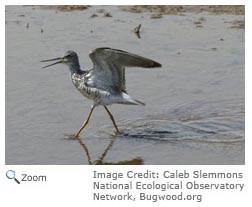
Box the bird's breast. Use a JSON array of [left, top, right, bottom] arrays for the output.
[[71, 73, 111, 104], [71, 74, 85, 90]]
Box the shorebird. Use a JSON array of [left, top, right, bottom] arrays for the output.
[[41, 47, 161, 138]]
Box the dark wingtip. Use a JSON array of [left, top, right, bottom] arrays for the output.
[[153, 61, 162, 67], [150, 61, 162, 68]]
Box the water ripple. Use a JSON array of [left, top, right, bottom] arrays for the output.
[[101, 116, 244, 144]]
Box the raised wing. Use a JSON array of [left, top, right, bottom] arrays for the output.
[[90, 47, 161, 68], [88, 47, 161, 93]]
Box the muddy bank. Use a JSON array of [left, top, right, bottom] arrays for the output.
[[121, 5, 245, 15], [37, 5, 245, 29], [40, 5, 89, 11], [37, 5, 245, 15]]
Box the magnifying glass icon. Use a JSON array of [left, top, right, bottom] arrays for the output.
[[6, 170, 20, 184]]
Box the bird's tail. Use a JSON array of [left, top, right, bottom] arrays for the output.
[[133, 99, 146, 106], [122, 93, 145, 106]]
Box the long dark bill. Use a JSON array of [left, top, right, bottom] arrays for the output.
[[41, 57, 63, 68]]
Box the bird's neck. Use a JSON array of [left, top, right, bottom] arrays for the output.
[[69, 63, 84, 75]]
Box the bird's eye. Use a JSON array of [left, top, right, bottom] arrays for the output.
[[66, 54, 71, 58]]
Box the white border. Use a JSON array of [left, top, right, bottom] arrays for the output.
[[1, 1, 250, 207]]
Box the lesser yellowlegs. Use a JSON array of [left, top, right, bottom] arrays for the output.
[[41, 47, 161, 138]]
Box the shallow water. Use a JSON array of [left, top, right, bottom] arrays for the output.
[[5, 6, 244, 164]]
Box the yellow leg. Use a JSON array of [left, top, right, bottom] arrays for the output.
[[74, 106, 95, 138], [104, 106, 120, 134]]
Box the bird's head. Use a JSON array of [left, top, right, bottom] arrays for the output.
[[41, 51, 79, 68]]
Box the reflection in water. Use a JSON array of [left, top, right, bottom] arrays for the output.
[[77, 134, 143, 165], [77, 138, 92, 164], [133, 24, 141, 39], [95, 157, 144, 165], [134, 31, 141, 39]]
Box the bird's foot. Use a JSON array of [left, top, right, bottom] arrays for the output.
[[71, 134, 80, 140], [64, 133, 80, 140], [115, 130, 121, 135]]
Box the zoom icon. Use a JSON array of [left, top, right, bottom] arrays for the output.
[[6, 170, 20, 184]]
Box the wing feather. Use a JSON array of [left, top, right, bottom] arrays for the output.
[[88, 47, 161, 93]]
